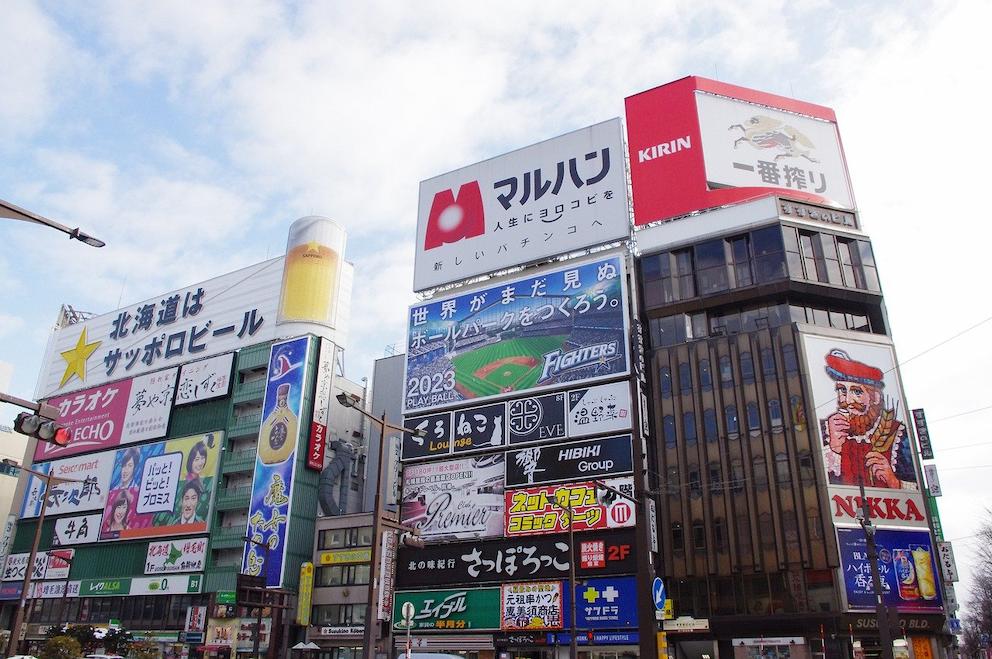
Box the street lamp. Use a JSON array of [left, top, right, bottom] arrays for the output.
[[1, 197, 105, 247], [3, 461, 85, 657], [335, 392, 425, 658], [857, 477, 894, 659], [243, 535, 271, 659]]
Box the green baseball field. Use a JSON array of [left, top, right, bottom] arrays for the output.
[[450, 335, 568, 398]]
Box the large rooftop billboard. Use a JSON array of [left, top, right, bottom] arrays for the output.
[[625, 76, 855, 226]]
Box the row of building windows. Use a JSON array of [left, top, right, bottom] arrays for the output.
[[312, 603, 367, 626], [668, 451, 817, 498], [649, 301, 873, 348], [661, 396, 806, 447], [641, 224, 880, 306], [27, 594, 210, 629], [669, 506, 824, 556], [316, 563, 371, 587], [658, 348, 799, 396], [317, 526, 373, 550], [667, 570, 836, 618]]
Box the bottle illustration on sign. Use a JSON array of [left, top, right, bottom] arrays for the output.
[[912, 545, 938, 600], [892, 549, 920, 600], [278, 216, 344, 327], [259, 383, 298, 465]]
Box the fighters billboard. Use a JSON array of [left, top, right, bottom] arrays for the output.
[[625, 76, 855, 226], [395, 528, 636, 587], [404, 253, 629, 414], [800, 332, 927, 529], [414, 119, 629, 291]]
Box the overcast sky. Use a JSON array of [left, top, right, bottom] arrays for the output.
[[1, 0, 989, 623]]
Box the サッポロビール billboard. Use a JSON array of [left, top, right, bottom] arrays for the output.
[[404, 253, 629, 414], [414, 119, 629, 291]]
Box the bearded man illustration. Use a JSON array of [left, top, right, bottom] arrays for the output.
[[821, 349, 917, 489]]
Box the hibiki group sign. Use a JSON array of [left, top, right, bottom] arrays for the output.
[[243, 336, 312, 587], [505, 435, 634, 487], [799, 332, 927, 529], [837, 527, 943, 612], [414, 119, 629, 291], [35, 367, 178, 462], [505, 478, 636, 536], [404, 253, 629, 414], [36, 258, 284, 398], [401, 455, 505, 541]]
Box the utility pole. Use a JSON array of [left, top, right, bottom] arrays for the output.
[[858, 478, 893, 659]]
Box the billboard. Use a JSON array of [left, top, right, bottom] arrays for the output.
[[400, 381, 632, 462], [395, 528, 636, 588], [404, 253, 629, 414], [175, 353, 234, 406], [505, 478, 636, 536], [505, 435, 633, 487], [98, 432, 221, 541], [625, 76, 855, 226], [800, 332, 927, 529], [307, 339, 335, 470], [911, 409, 935, 460], [502, 581, 564, 630], [53, 514, 102, 546], [400, 454, 505, 542], [574, 576, 638, 628], [145, 537, 208, 574], [2, 549, 74, 581], [21, 452, 114, 518], [34, 367, 178, 462], [837, 527, 942, 612], [393, 587, 501, 631], [243, 336, 312, 587], [35, 257, 284, 399], [414, 119, 629, 291]]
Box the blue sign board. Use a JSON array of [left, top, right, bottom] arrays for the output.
[[574, 576, 638, 629], [548, 632, 640, 645], [837, 527, 943, 612], [242, 336, 312, 587], [653, 577, 666, 610], [404, 255, 629, 413]]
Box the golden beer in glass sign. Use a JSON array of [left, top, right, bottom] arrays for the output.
[[278, 216, 345, 326]]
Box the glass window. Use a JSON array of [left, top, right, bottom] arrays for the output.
[[730, 458, 744, 493], [709, 462, 722, 492], [683, 412, 697, 444], [819, 234, 843, 284], [740, 351, 755, 383], [782, 344, 799, 374], [768, 399, 783, 429], [696, 239, 725, 269], [688, 467, 702, 498], [699, 359, 712, 390], [691, 312, 708, 340], [837, 239, 861, 288], [679, 362, 693, 393], [775, 452, 791, 483], [674, 249, 695, 299], [667, 466, 680, 495], [663, 415, 676, 448], [643, 254, 664, 280], [753, 456, 768, 487], [730, 236, 753, 287], [703, 408, 718, 442], [789, 305, 807, 324], [692, 520, 707, 551], [752, 226, 784, 255], [672, 523, 685, 553], [759, 513, 775, 548], [737, 516, 753, 558], [752, 226, 786, 282], [319, 529, 346, 549], [799, 232, 821, 282], [714, 517, 727, 552], [747, 402, 761, 431], [725, 405, 739, 436], [761, 347, 777, 376], [799, 451, 815, 484], [659, 366, 672, 398], [719, 355, 734, 387]]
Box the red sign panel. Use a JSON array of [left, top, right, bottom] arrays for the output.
[[625, 76, 854, 226], [504, 478, 635, 537]]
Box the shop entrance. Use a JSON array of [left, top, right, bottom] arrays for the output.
[[672, 639, 718, 659]]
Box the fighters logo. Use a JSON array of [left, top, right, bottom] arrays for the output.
[[423, 181, 485, 250], [540, 342, 620, 381]]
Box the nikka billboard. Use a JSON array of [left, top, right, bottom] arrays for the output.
[[404, 253, 629, 414], [799, 331, 927, 529], [625, 76, 855, 226], [414, 119, 629, 291]]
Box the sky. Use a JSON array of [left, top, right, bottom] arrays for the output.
[[1, 0, 990, 623]]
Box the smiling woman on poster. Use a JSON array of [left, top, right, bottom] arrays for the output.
[[99, 447, 143, 539]]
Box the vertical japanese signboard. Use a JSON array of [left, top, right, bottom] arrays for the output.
[[625, 76, 855, 226], [242, 336, 312, 587], [307, 339, 335, 470], [414, 119, 629, 291], [911, 409, 935, 460], [404, 253, 629, 414]]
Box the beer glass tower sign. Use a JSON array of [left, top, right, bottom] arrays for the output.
[[278, 215, 346, 330]]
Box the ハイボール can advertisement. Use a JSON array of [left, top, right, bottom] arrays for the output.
[[242, 335, 313, 587], [404, 253, 629, 415]]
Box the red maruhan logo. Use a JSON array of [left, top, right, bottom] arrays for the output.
[[424, 181, 485, 250]]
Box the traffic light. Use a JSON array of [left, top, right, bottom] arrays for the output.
[[13, 412, 71, 447]]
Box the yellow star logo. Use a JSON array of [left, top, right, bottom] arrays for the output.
[[59, 327, 102, 387]]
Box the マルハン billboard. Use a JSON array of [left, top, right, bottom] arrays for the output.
[[404, 253, 629, 414], [395, 528, 636, 587], [243, 336, 313, 587], [799, 332, 927, 529], [625, 76, 855, 226], [400, 454, 505, 541], [35, 258, 284, 399], [414, 119, 629, 291]]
